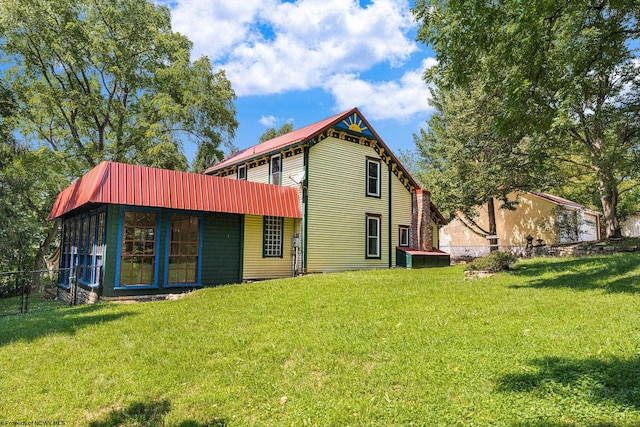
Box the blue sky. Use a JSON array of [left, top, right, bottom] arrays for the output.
[[159, 0, 436, 161]]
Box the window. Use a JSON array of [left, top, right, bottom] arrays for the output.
[[59, 208, 106, 287], [399, 225, 410, 247], [119, 211, 158, 286], [168, 214, 200, 284], [366, 214, 381, 258], [263, 216, 284, 257], [366, 158, 381, 197], [270, 155, 281, 185], [237, 165, 247, 180]]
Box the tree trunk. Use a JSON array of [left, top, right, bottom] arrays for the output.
[[487, 197, 498, 252], [599, 183, 622, 239], [31, 219, 60, 288]]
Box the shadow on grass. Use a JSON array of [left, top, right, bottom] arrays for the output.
[[508, 253, 640, 294], [510, 422, 630, 427], [0, 304, 136, 347], [497, 356, 640, 411], [88, 399, 227, 427]]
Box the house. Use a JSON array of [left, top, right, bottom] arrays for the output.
[[204, 107, 448, 275], [48, 108, 448, 304], [439, 191, 601, 258]]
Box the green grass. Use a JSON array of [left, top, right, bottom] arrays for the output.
[[0, 293, 67, 316], [1, 254, 639, 426]]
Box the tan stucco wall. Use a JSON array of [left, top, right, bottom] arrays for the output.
[[439, 192, 560, 253]]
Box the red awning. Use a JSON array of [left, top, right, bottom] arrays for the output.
[[48, 161, 302, 220]]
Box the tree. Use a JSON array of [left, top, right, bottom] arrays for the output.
[[259, 123, 294, 143], [414, 83, 550, 249], [0, 0, 238, 271], [413, 0, 640, 238]]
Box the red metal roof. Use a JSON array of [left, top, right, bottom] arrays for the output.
[[205, 109, 353, 173], [48, 162, 302, 220]]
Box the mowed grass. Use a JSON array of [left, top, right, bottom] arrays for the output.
[[1, 255, 639, 426]]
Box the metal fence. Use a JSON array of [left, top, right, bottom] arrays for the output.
[[0, 268, 71, 317]]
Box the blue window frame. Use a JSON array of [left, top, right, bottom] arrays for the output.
[[164, 212, 203, 287], [115, 207, 161, 289], [59, 207, 106, 288]]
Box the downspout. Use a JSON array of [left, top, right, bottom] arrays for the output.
[[388, 163, 392, 268], [302, 145, 309, 273]]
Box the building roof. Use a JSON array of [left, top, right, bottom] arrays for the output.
[[48, 161, 302, 220], [205, 109, 352, 174], [205, 108, 420, 189], [528, 191, 599, 214]]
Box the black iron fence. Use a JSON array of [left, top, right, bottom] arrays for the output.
[[0, 268, 71, 316]]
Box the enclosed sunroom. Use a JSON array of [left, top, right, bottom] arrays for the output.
[[48, 161, 301, 303]]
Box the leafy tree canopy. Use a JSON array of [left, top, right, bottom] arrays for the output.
[[414, 82, 552, 239], [259, 123, 294, 143], [0, 0, 239, 271], [0, 0, 238, 172], [413, 0, 640, 238]]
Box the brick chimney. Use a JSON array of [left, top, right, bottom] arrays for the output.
[[410, 189, 433, 252]]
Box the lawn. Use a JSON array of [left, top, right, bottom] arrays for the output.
[[1, 254, 639, 426]]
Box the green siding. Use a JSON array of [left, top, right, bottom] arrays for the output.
[[102, 206, 243, 298], [101, 204, 120, 297], [201, 212, 243, 286], [396, 248, 450, 268]]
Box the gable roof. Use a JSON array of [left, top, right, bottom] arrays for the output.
[[204, 107, 420, 191], [205, 110, 350, 173], [48, 161, 302, 220], [528, 191, 599, 214]]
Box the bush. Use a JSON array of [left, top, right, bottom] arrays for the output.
[[465, 251, 517, 273]]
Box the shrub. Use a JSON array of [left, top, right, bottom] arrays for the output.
[[465, 251, 517, 273]]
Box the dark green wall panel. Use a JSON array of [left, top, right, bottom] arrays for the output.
[[201, 213, 243, 286]]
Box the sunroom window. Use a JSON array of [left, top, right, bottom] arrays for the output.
[[119, 211, 157, 286], [59, 207, 106, 288], [168, 214, 200, 284]]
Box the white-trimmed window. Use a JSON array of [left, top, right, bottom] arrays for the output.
[[399, 225, 410, 247], [366, 214, 381, 259], [366, 157, 381, 197], [263, 216, 284, 257], [270, 155, 281, 185], [237, 165, 247, 180]]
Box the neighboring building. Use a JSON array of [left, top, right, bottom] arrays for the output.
[[621, 214, 640, 237], [48, 108, 448, 303], [439, 191, 601, 258]]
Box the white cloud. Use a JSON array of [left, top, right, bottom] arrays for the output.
[[161, 0, 267, 59], [259, 115, 277, 127], [325, 58, 437, 120], [164, 0, 418, 96]]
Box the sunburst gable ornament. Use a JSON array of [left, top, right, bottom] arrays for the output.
[[342, 113, 368, 133]]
